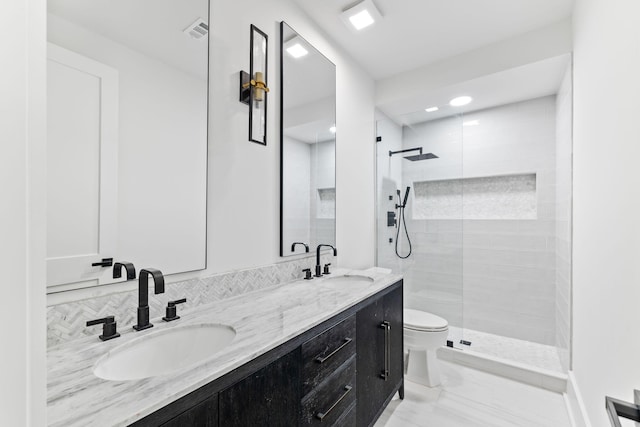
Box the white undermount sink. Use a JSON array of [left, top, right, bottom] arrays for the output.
[[321, 274, 374, 286], [93, 323, 236, 381]]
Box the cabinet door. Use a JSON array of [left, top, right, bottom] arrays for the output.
[[159, 394, 217, 427], [356, 298, 386, 426], [219, 349, 301, 427], [383, 285, 404, 397]]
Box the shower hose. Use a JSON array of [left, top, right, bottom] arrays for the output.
[[395, 202, 412, 259]]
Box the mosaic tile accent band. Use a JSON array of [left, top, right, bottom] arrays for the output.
[[47, 255, 331, 348]]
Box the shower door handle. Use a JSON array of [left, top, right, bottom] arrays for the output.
[[380, 320, 390, 380]]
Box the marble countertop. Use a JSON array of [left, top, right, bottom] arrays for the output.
[[47, 267, 402, 426]]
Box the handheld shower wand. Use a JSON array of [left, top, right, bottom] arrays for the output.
[[395, 186, 413, 259]]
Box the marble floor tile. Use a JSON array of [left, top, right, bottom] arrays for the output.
[[375, 361, 571, 427]]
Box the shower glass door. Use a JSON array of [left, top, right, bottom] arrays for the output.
[[375, 112, 465, 348]]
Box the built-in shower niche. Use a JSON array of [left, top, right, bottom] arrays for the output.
[[312, 187, 335, 246], [413, 173, 537, 220], [316, 187, 335, 219]]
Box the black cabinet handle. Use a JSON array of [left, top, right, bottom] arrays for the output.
[[91, 258, 113, 267], [380, 321, 390, 380], [315, 385, 352, 421], [314, 338, 352, 364]]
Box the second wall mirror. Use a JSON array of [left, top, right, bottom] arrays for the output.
[[280, 22, 336, 257]]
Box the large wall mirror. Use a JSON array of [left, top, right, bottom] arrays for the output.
[[280, 22, 336, 257], [46, 0, 209, 292]]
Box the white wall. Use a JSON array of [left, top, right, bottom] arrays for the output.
[[207, 0, 375, 273], [573, 0, 640, 425], [0, 0, 47, 424], [47, 0, 376, 304]]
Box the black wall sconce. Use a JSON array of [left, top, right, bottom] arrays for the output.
[[239, 25, 269, 145]]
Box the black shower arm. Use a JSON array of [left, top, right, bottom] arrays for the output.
[[389, 147, 422, 157]]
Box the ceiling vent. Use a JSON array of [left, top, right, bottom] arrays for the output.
[[184, 18, 209, 40]]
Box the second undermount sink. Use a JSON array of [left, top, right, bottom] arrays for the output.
[[321, 274, 374, 287], [93, 323, 236, 381]]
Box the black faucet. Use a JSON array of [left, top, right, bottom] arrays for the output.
[[291, 242, 310, 253], [113, 261, 136, 281], [315, 244, 337, 277], [133, 268, 165, 331]]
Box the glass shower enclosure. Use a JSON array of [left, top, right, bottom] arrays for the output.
[[375, 57, 572, 373]]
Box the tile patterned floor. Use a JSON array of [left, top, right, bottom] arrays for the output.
[[449, 327, 564, 373], [375, 361, 572, 427]]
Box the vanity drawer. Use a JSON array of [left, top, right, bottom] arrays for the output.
[[333, 402, 356, 427], [301, 356, 356, 426], [302, 314, 356, 395]]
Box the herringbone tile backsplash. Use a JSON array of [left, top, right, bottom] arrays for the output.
[[47, 255, 330, 348]]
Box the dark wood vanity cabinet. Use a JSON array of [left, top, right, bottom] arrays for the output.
[[219, 349, 301, 426], [301, 315, 357, 426], [159, 394, 218, 427], [132, 280, 403, 427], [356, 285, 404, 427]]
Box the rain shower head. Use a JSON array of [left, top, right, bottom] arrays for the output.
[[389, 147, 438, 162], [404, 153, 438, 161]]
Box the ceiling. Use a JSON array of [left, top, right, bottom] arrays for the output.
[[292, 0, 573, 80], [48, 0, 208, 79], [381, 54, 571, 125]]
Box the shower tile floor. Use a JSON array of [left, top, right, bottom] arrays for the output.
[[448, 326, 564, 373], [375, 360, 572, 427]]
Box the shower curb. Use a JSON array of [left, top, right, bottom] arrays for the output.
[[437, 346, 568, 393]]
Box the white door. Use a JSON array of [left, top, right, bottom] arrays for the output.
[[46, 43, 120, 290]]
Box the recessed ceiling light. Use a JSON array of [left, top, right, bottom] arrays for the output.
[[286, 43, 308, 58], [349, 10, 375, 30], [449, 96, 472, 107], [330, 126, 337, 133], [340, 0, 383, 32], [425, 106, 439, 113], [463, 120, 479, 127]]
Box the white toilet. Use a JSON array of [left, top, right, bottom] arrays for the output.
[[403, 308, 449, 387]]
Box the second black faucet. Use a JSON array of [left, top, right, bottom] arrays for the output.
[[315, 244, 337, 277]]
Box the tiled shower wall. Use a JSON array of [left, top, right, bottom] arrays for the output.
[[555, 66, 573, 371], [47, 254, 331, 347], [310, 140, 336, 245], [401, 96, 558, 345], [376, 116, 405, 275], [282, 138, 336, 251]]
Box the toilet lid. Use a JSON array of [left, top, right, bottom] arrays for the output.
[[404, 309, 448, 332]]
